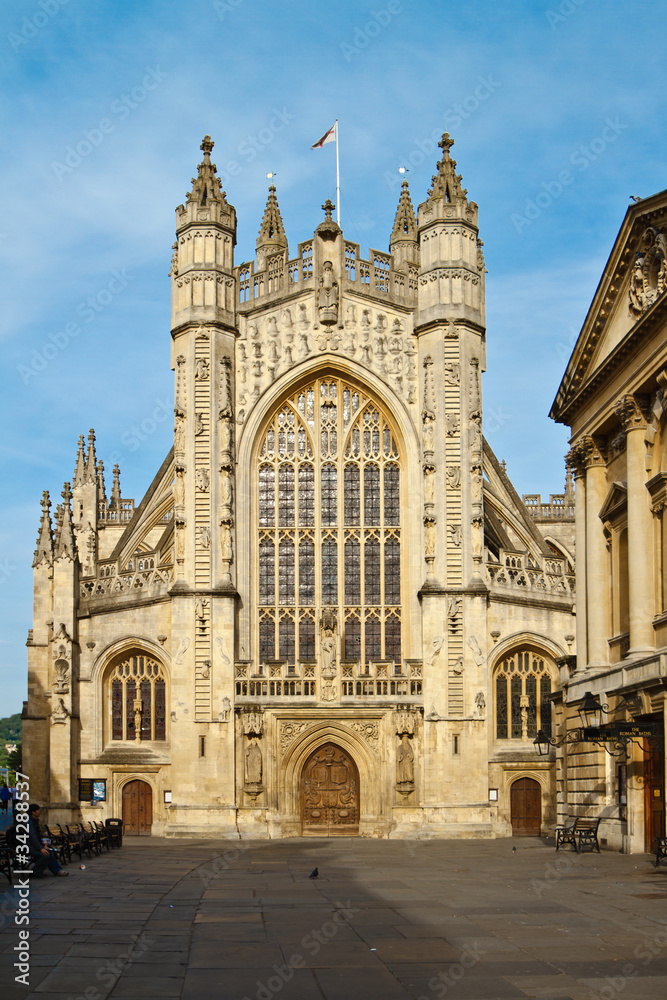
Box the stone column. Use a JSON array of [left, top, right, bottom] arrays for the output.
[[583, 437, 610, 669], [616, 395, 654, 654], [567, 447, 587, 671]]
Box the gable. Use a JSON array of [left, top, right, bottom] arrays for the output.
[[551, 191, 667, 425]]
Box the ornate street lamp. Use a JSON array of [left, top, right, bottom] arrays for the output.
[[577, 691, 607, 729]]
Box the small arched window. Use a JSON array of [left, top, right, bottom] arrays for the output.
[[109, 654, 167, 742], [495, 650, 554, 741]]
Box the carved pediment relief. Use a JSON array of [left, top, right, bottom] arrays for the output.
[[629, 227, 667, 317]]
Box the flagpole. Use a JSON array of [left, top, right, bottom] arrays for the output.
[[335, 119, 340, 225]]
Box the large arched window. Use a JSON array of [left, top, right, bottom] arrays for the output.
[[495, 650, 553, 741], [257, 379, 401, 670], [108, 653, 167, 741]]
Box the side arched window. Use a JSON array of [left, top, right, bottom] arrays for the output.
[[109, 654, 167, 741], [495, 650, 553, 740]]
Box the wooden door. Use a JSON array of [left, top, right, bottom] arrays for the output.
[[511, 777, 541, 836], [122, 780, 152, 835], [644, 738, 665, 852], [301, 743, 359, 836]]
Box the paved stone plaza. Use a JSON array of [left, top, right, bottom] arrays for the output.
[[1, 837, 667, 1000]]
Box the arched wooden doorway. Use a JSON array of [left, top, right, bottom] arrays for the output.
[[122, 779, 153, 835], [301, 742, 359, 836], [510, 777, 541, 836]]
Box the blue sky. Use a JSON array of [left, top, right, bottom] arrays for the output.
[[1, 0, 664, 715]]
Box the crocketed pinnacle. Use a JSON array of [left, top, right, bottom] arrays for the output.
[[84, 428, 97, 485], [97, 461, 107, 505], [110, 464, 122, 509], [390, 179, 418, 243], [73, 435, 86, 488], [54, 483, 76, 561], [33, 491, 53, 568], [256, 184, 288, 254], [427, 132, 468, 204], [186, 135, 228, 207]]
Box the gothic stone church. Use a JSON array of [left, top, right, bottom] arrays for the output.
[[24, 134, 576, 839]]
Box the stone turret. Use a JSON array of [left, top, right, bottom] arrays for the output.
[[256, 183, 288, 272], [171, 134, 237, 335], [390, 178, 419, 272], [417, 133, 485, 329]]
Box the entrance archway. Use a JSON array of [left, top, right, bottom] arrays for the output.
[[301, 742, 359, 836], [510, 777, 541, 836], [122, 779, 153, 835]]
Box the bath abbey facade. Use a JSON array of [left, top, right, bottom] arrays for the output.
[[24, 134, 577, 839]]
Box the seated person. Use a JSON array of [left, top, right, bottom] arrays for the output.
[[27, 804, 69, 877]]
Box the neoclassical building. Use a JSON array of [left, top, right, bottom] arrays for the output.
[[551, 192, 667, 854], [24, 134, 575, 839]]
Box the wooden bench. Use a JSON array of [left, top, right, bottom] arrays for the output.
[[555, 817, 601, 853], [654, 837, 667, 867]]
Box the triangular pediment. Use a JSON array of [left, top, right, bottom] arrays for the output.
[[551, 191, 667, 426], [598, 481, 627, 524]]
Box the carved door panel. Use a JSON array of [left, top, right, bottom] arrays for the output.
[[122, 780, 153, 835], [510, 777, 541, 836], [301, 743, 359, 836]]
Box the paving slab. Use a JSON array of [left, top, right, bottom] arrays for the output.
[[2, 836, 667, 999]]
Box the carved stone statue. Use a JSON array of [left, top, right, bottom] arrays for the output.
[[321, 629, 336, 676], [245, 739, 263, 784], [396, 735, 414, 784], [422, 412, 435, 454], [221, 523, 234, 563], [317, 260, 339, 324], [174, 411, 185, 453], [174, 469, 185, 507]]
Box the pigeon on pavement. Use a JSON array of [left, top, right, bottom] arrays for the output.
[[309, 867, 319, 878]]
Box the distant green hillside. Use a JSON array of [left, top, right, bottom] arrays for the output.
[[0, 714, 22, 766], [0, 714, 22, 745]]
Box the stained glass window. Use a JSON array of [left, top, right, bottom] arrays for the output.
[[495, 652, 554, 740], [298, 464, 315, 526], [278, 464, 295, 526], [256, 379, 402, 671], [259, 538, 275, 605], [108, 655, 166, 741], [345, 539, 361, 604]]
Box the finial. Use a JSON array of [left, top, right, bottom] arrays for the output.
[[322, 199, 335, 220], [111, 464, 121, 506], [201, 135, 214, 156], [41, 490, 51, 514], [62, 482, 72, 505], [439, 132, 454, 156]]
